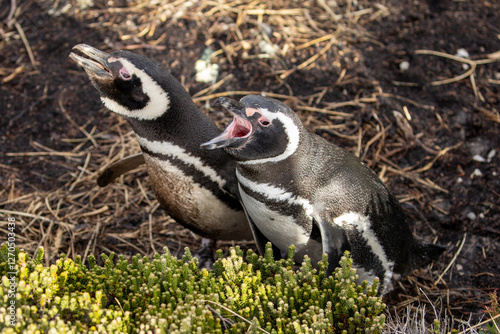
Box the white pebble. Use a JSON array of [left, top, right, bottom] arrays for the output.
[[456, 48, 470, 58], [479, 213, 485, 219], [467, 212, 477, 220], [456, 177, 463, 184], [472, 154, 486, 162], [487, 149, 496, 162], [471, 169, 483, 178], [195, 48, 219, 83], [399, 61, 410, 71]]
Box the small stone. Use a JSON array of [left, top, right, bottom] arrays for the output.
[[455, 48, 470, 58], [470, 169, 483, 178], [487, 149, 496, 162], [195, 48, 219, 83], [456, 263, 464, 275], [472, 154, 486, 162], [456, 177, 463, 184], [399, 61, 410, 71], [258, 39, 277, 57], [479, 213, 485, 219], [467, 212, 477, 220]]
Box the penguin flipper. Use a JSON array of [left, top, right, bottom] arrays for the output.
[[97, 153, 146, 187], [312, 217, 350, 275]]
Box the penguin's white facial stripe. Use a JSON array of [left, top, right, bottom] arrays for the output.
[[137, 136, 227, 190], [236, 169, 314, 216], [102, 58, 170, 120], [240, 107, 300, 165], [333, 212, 394, 292], [245, 107, 259, 117]]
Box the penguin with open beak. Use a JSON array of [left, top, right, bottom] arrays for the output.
[[202, 95, 444, 294], [69, 44, 252, 242]]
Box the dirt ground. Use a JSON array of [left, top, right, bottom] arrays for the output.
[[1, 0, 499, 327]]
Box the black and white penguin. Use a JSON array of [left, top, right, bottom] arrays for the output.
[[69, 44, 252, 241], [202, 95, 444, 293]]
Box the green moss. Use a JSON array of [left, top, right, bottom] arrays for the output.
[[0, 242, 386, 333]]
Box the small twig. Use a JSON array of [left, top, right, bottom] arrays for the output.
[[316, 0, 341, 22], [14, 22, 37, 69], [200, 300, 271, 334], [80, 206, 109, 217], [192, 74, 234, 98], [105, 233, 147, 255], [382, 93, 435, 110], [280, 37, 337, 80], [245, 8, 304, 16], [148, 205, 160, 254], [206, 305, 235, 331], [82, 222, 100, 265], [5, 0, 18, 29], [415, 49, 499, 86], [456, 313, 500, 334], [412, 143, 462, 174], [6, 151, 86, 157], [295, 105, 354, 118], [434, 233, 467, 286], [69, 153, 92, 192], [59, 96, 99, 148], [193, 90, 299, 103], [469, 73, 485, 102]]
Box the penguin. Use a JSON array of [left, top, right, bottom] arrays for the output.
[[69, 44, 252, 241], [201, 95, 444, 294]]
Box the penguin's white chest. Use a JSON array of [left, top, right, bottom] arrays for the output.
[[143, 153, 251, 240], [238, 185, 310, 252]]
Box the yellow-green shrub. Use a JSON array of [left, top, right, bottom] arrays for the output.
[[0, 243, 386, 333]]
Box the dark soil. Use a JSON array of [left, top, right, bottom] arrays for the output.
[[1, 0, 499, 325]]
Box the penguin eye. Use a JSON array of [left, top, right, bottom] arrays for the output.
[[258, 117, 271, 127], [119, 68, 132, 80]]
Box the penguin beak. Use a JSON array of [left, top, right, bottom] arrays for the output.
[[69, 44, 112, 79], [201, 97, 254, 150]]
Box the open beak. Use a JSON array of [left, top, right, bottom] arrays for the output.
[[69, 44, 112, 78], [201, 97, 254, 150]]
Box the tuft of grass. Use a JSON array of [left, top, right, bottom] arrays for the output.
[[0, 242, 386, 333], [481, 290, 500, 334], [384, 290, 500, 334]]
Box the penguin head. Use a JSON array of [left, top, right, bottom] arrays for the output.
[[69, 44, 171, 121], [201, 95, 303, 163]]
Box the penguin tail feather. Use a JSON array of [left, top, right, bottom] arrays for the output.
[[411, 242, 447, 270]]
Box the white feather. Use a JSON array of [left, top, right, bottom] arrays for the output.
[[240, 108, 301, 165], [102, 58, 170, 120], [333, 212, 394, 292], [137, 136, 227, 191], [236, 169, 314, 216]]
